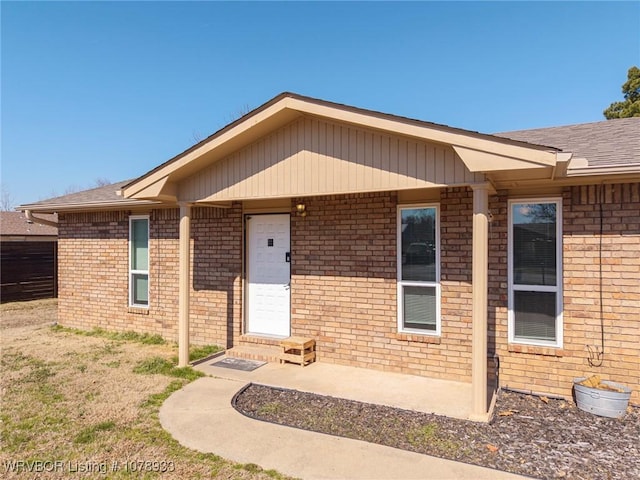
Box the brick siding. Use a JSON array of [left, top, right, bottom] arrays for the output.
[[191, 204, 243, 348], [290, 190, 474, 381], [57, 205, 242, 347], [494, 183, 640, 404], [58, 211, 133, 333], [58, 182, 638, 403]]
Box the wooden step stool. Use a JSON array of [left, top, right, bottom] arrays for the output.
[[279, 337, 316, 367]]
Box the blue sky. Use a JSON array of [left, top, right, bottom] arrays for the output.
[[2, 1, 639, 207]]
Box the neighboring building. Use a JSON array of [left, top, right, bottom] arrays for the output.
[[1, 211, 58, 302], [19, 93, 639, 417]]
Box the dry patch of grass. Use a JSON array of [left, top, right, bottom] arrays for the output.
[[0, 298, 58, 329], [0, 298, 58, 313], [0, 301, 290, 479]]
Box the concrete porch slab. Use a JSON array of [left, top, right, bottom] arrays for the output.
[[196, 355, 474, 420]]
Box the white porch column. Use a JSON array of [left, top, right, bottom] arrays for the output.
[[470, 184, 490, 420], [178, 203, 192, 367]]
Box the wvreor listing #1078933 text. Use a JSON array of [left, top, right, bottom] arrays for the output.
[[3, 460, 176, 475]]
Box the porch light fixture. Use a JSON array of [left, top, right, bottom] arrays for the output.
[[296, 203, 307, 217]]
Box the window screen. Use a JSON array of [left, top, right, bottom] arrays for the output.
[[403, 286, 437, 331], [514, 291, 556, 342]]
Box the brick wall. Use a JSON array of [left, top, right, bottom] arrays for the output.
[[147, 208, 179, 338], [191, 204, 243, 348], [57, 182, 638, 403], [440, 188, 474, 379], [487, 190, 508, 363], [57, 205, 243, 347], [58, 211, 134, 333], [290, 189, 474, 381], [494, 183, 640, 404]]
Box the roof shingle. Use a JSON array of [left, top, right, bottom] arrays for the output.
[[21, 180, 133, 208], [18, 112, 640, 213], [1, 211, 58, 236], [495, 117, 640, 167]]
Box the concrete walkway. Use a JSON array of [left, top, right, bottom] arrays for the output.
[[160, 368, 527, 479]]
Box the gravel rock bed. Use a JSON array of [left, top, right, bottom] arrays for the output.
[[233, 384, 639, 480]]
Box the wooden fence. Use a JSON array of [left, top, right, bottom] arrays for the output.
[[1, 241, 57, 302]]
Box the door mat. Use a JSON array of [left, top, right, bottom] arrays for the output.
[[211, 357, 266, 372]]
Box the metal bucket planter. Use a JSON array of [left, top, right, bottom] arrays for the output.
[[573, 377, 632, 418]]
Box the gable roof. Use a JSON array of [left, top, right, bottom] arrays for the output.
[[496, 117, 640, 167], [18, 94, 640, 213], [126, 92, 559, 189], [120, 92, 563, 202], [1, 211, 58, 236]]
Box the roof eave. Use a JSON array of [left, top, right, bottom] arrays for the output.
[[18, 199, 164, 214], [566, 164, 640, 177]]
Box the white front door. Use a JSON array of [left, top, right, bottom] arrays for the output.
[[246, 214, 291, 337]]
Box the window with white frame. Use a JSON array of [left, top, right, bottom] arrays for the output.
[[129, 216, 149, 307], [398, 205, 440, 334], [508, 200, 562, 346]]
